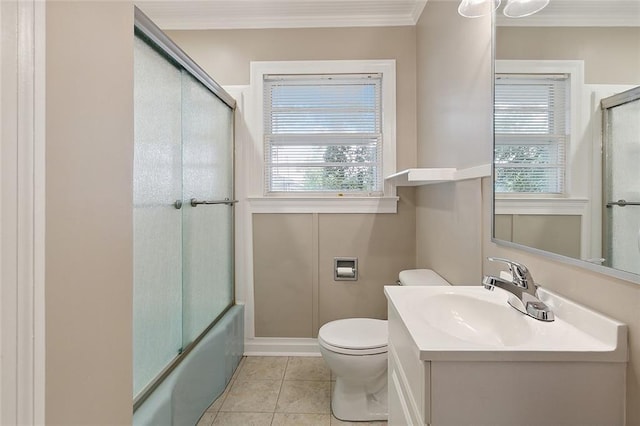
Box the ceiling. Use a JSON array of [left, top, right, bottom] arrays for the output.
[[135, 0, 640, 30]]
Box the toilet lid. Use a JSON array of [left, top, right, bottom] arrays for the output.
[[318, 318, 387, 350]]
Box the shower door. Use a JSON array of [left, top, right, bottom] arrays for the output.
[[181, 72, 235, 347], [133, 36, 183, 397], [133, 28, 235, 402], [602, 87, 640, 275]]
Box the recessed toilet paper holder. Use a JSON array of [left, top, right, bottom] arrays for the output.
[[334, 257, 358, 281]]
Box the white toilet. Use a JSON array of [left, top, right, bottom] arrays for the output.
[[318, 269, 450, 421]]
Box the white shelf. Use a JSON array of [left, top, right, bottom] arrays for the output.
[[385, 164, 491, 186]]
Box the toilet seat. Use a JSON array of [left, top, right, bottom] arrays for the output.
[[318, 318, 387, 356]]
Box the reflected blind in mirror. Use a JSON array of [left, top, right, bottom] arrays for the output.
[[494, 74, 568, 194], [264, 74, 383, 195]]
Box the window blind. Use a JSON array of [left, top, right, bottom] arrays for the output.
[[494, 74, 569, 194], [264, 73, 383, 194]]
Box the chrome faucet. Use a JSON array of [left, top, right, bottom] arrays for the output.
[[482, 257, 554, 322]]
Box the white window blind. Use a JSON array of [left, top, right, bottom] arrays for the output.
[[264, 73, 383, 195], [494, 74, 569, 194]]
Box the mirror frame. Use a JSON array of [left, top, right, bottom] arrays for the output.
[[489, 9, 640, 285]]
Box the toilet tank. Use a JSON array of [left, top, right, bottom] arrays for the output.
[[398, 269, 450, 286]]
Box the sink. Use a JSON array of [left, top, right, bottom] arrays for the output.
[[385, 285, 629, 426], [384, 285, 628, 362], [420, 292, 532, 347]]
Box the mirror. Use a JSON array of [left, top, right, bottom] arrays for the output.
[[492, 0, 640, 278]]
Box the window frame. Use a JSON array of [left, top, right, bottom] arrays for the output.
[[248, 60, 397, 214]]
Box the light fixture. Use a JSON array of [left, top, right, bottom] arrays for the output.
[[458, 0, 501, 18], [503, 0, 550, 18]]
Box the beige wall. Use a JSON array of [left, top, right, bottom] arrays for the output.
[[414, 1, 492, 284], [497, 26, 640, 84], [253, 188, 416, 337], [416, 1, 493, 170], [167, 26, 417, 171], [495, 214, 582, 259], [168, 26, 418, 336], [45, 2, 133, 424]]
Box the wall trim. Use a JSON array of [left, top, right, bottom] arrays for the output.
[[494, 198, 589, 216], [247, 196, 399, 214], [0, 1, 46, 423], [244, 338, 321, 357]]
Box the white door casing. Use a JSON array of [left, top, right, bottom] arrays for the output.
[[0, 1, 46, 424]]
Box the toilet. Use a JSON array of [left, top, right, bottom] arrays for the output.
[[318, 269, 450, 421]]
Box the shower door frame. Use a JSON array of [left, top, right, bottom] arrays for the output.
[[133, 7, 237, 411], [601, 85, 640, 274]]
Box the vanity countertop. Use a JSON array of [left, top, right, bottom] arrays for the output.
[[384, 285, 628, 362]]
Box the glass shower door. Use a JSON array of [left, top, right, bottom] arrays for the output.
[[181, 72, 235, 347], [133, 27, 236, 404], [133, 37, 183, 396], [602, 88, 640, 275]]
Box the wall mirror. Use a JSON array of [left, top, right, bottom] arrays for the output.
[[492, 0, 640, 280]]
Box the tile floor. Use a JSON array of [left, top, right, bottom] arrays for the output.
[[196, 356, 388, 426]]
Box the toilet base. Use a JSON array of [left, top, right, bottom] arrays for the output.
[[331, 375, 388, 422]]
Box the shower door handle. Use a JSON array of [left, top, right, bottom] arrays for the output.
[[190, 198, 238, 207], [606, 199, 640, 208]]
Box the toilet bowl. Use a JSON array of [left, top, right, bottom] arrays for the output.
[[318, 269, 449, 421], [318, 318, 388, 421]]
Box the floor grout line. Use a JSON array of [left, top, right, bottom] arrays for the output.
[[202, 355, 386, 426]]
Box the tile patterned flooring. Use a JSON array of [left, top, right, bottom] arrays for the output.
[[196, 356, 388, 426]]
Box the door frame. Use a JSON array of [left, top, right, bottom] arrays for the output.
[[0, 1, 46, 423]]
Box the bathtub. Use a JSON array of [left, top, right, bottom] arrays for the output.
[[133, 304, 244, 426]]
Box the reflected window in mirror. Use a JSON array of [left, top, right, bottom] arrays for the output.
[[495, 73, 568, 194], [494, 60, 587, 260]]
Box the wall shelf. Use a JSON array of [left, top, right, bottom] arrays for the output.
[[385, 164, 491, 187]]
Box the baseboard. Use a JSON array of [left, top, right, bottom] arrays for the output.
[[244, 337, 321, 357]]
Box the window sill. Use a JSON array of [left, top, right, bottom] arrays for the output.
[[247, 196, 399, 214]]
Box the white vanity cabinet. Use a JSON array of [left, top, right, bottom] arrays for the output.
[[385, 286, 628, 426], [388, 303, 429, 425]]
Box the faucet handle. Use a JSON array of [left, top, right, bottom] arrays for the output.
[[487, 257, 534, 289]]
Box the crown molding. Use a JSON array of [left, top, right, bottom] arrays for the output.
[[136, 0, 425, 30], [135, 0, 638, 30]]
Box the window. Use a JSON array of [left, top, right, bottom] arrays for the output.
[[248, 60, 396, 213], [264, 73, 383, 195], [494, 74, 569, 194]]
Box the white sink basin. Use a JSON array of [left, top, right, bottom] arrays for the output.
[[384, 285, 628, 362], [420, 292, 532, 347]]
